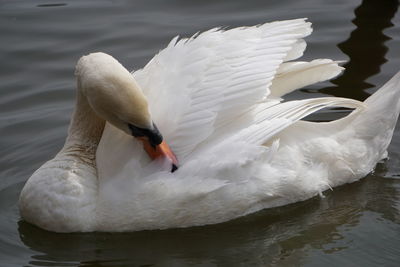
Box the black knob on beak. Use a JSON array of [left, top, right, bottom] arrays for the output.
[[128, 123, 163, 147]]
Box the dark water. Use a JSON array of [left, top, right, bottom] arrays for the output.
[[1, 0, 400, 266]]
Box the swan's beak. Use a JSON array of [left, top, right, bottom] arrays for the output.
[[141, 140, 179, 172], [129, 123, 179, 172]]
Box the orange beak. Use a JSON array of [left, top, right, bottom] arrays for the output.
[[129, 122, 179, 172], [138, 138, 179, 172]]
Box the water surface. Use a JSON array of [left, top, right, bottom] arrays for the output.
[[1, 0, 400, 266]]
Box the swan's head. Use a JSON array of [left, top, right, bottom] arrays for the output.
[[75, 52, 178, 171]]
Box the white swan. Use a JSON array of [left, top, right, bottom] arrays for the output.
[[19, 19, 400, 232]]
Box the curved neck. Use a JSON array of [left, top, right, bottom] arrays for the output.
[[62, 88, 105, 157]]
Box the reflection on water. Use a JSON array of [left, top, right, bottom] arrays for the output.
[[321, 0, 399, 100], [36, 3, 68, 8], [1, 0, 400, 266], [17, 174, 400, 266]]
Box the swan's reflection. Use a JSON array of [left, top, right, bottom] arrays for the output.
[[320, 0, 399, 101]]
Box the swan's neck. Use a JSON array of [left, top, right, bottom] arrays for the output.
[[62, 89, 105, 161]]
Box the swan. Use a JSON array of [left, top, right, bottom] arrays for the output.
[[19, 19, 400, 232]]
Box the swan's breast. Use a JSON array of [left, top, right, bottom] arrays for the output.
[[19, 153, 98, 232]]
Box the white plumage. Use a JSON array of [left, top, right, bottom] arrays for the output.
[[19, 19, 400, 232]]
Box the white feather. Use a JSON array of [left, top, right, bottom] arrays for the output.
[[134, 18, 312, 160], [270, 59, 345, 98]]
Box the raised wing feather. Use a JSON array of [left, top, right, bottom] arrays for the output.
[[270, 59, 344, 98], [133, 19, 312, 161], [190, 97, 364, 160], [244, 97, 364, 145]]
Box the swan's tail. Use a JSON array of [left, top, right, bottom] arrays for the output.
[[357, 71, 400, 131], [351, 71, 400, 159], [364, 71, 400, 114]]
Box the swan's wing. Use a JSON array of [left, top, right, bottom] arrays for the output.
[[270, 59, 344, 98], [202, 97, 365, 155], [133, 19, 312, 161]]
